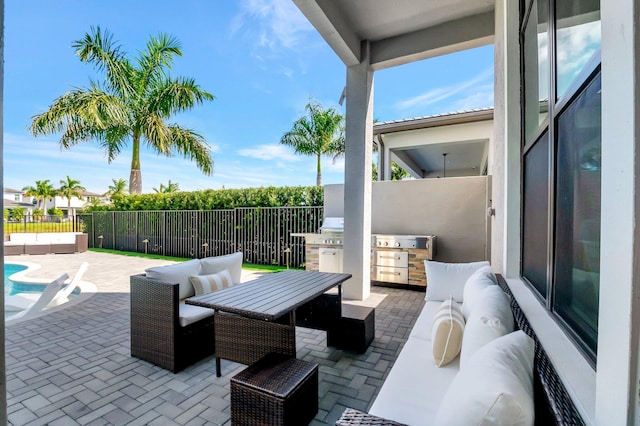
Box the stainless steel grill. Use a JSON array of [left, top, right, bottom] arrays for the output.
[[372, 234, 435, 252]]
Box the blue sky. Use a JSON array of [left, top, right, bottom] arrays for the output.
[[4, 0, 494, 194]]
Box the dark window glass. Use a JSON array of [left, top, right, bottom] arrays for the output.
[[523, 0, 549, 142], [522, 132, 549, 298], [553, 73, 601, 356], [555, 0, 601, 99]]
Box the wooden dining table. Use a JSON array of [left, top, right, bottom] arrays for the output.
[[186, 270, 352, 376]]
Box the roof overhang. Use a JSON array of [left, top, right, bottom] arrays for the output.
[[293, 0, 495, 70]]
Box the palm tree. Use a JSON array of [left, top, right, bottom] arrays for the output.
[[22, 180, 57, 211], [58, 176, 86, 209], [30, 27, 215, 194], [153, 180, 180, 193], [106, 178, 128, 198], [280, 100, 344, 186]]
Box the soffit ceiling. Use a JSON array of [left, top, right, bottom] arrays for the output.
[[333, 0, 494, 41], [295, 0, 495, 69], [397, 140, 488, 176]]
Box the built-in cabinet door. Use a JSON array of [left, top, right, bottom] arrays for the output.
[[319, 248, 343, 273]]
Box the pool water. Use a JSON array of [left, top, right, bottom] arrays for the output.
[[4, 263, 28, 296]]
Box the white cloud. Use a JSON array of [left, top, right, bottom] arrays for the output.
[[230, 0, 313, 52], [394, 68, 494, 112], [237, 144, 301, 162]]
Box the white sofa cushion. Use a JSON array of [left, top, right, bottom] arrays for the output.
[[460, 285, 515, 368], [369, 327, 460, 425], [145, 258, 201, 300], [9, 233, 37, 244], [425, 260, 490, 302], [178, 300, 215, 327], [434, 331, 535, 426], [36, 232, 76, 244], [432, 298, 465, 367], [371, 301, 459, 424], [200, 252, 243, 284], [462, 265, 498, 319], [189, 270, 233, 296]]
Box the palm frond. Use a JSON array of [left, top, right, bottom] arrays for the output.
[[73, 26, 135, 98], [167, 125, 214, 175], [141, 114, 172, 154], [147, 77, 214, 118], [136, 33, 182, 93]]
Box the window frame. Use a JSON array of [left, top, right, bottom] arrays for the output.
[[519, 0, 601, 364]]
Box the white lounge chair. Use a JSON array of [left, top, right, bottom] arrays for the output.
[[5, 262, 89, 312]]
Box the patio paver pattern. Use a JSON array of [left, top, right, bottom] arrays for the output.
[[5, 252, 424, 425]]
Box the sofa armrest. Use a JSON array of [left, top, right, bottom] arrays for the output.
[[130, 274, 181, 370], [335, 408, 407, 426], [75, 233, 88, 252]]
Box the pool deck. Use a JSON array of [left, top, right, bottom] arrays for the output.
[[4, 251, 424, 425]]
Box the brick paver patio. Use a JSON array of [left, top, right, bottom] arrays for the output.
[[4, 252, 424, 425]]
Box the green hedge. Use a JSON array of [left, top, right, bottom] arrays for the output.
[[94, 186, 324, 211]]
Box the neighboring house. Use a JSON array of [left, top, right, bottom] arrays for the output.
[[3, 187, 35, 215], [48, 190, 106, 216], [373, 108, 493, 180], [295, 1, 630, 424], [8, 189, 107, 216]]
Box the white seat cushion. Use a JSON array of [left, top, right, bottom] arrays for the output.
[[425, 260, 490, 302], [145, 259, 201, 300], [178, 301, 215, 327], [434, 331, 535, 426], [9, 233, 37, 244]]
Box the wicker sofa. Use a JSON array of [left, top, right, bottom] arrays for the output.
[[130, 252, 243, 373], [4, 232, 88, 255], [337, 261, 585, 426]]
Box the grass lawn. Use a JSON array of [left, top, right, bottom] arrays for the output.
[[5, 222, 81, 234], [89, 248, 297, 272]]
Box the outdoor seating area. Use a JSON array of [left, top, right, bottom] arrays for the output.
[[4, 251, 423, 425], [4, 232, 88, 255]]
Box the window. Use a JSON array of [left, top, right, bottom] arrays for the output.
[[522, 132, 549, 297], [521, 0, 601, 361], [14, 194, 20, 201], [553, 74, 601, 357]]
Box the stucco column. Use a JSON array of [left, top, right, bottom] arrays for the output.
[[343, 41, 373, 301], [597, 2, 640, 424], [491, 0, 521, 277]]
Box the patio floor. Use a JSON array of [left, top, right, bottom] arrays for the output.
[[4, 251, 424, 425]]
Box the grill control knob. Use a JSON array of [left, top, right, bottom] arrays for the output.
[[394, 242, 401, 248], [384, 241, 388, 247]]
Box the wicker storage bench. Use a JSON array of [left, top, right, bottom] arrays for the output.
[[231, 354, 319, 426]]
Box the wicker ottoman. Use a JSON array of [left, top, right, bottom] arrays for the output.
[[231, 354, 319, 425]]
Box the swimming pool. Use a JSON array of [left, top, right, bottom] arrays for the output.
[[4, 263, 29, 295], [4, 262, 66, 296]]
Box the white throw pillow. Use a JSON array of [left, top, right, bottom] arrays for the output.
[[462, 265, 498, 319], [425, 260, 490, 302], [145, 258, 201, 300], [189, 270, 234, 296], [434, 331, 535, 426], [432, 297, 465, 367], [200, 252, 243, 284], [460, 285, 515, 368]]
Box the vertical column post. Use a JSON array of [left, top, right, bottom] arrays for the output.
[[343, 41, 373, 301], [597, 2, 640, 424], [492, 0, 521, 277]]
